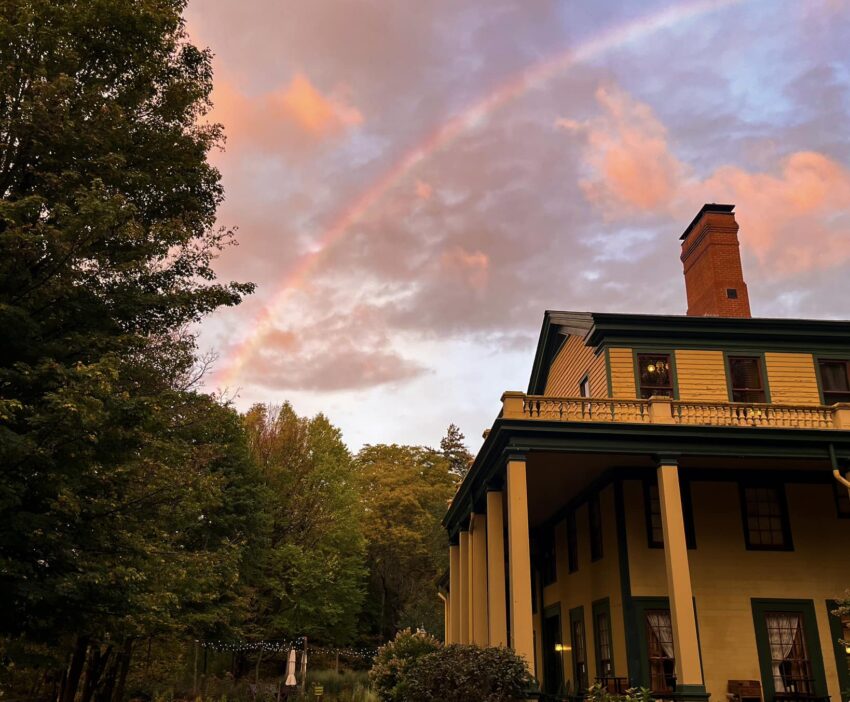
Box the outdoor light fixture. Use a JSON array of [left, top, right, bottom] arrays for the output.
[[554, 643, 572, 653]]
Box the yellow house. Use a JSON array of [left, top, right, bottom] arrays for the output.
[[441, 204, 850, 702]]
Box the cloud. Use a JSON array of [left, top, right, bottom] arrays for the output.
[[415, 179, 433, 200], [561, 85, 850, 275], [440, 246, 490, 292], [237, 306, 427, 392], [279, 73, 363, 136]]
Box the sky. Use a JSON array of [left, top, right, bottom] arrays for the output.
[[186, 0, 850, 452]]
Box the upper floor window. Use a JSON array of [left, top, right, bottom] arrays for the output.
[[818, 359, 850, 404], [644, 478, 697, 549], [541, 526, 557, 586], [588, 493, 603, 561], [579, 375, 591, 398], [728, 356, 767, 403], [567, 509, 578, 573], [740, 484, 792, 550], [637, 354, 674, 399]]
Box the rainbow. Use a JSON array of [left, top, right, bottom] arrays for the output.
[[214, 0, 747, 387]]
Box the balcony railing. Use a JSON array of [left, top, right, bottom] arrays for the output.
[[502, 392, 850, 430]]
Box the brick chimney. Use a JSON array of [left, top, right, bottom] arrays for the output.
[[680, 203, 751, 318]]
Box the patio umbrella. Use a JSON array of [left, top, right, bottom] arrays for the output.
[[285, 649, 297, 686]]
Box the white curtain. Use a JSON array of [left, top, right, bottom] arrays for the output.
[[766, 614, 801, 692], [647, 611, 675, 658]]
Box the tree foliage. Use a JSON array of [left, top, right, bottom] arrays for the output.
[[440, 424, 474, 480], [242, 404, 366, 644], [355, 444, 456, 640]]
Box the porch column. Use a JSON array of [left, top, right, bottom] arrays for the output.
[[506, 457, 535, 670], [449, 543, 461, 644], [657, 458, 707, 700], [440, 592, 450, 644], [459, 530, 471, 644], [486, 489, 508, 647], [471, 513, 490, 645]]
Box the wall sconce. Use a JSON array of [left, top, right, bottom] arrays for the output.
[[554, 643, 572, 653]]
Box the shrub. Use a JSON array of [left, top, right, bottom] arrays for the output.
[[398, 644, 534, 702], [369, 629, 441, 702], [585, 682, 654, 702]]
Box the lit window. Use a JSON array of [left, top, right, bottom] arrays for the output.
[[728, 356, 767, 403], [741, 484, 791, 550], [638, 354, 674, 399], [819, 360, 850, 404]]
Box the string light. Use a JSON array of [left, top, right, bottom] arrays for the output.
[[197, 639, 377, 659]]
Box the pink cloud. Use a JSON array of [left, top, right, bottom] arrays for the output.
[[415, 179, 433, 200], [440, 246, 490, 292], [560, 86, 850, 275]]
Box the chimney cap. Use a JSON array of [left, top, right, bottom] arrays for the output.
[[680, 203, 735, 240]]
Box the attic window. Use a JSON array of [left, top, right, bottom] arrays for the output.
[[726, 288, 739, 299], [579, 376, 591, 398]]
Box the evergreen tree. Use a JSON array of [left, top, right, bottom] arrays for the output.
[[440, 424, 474, 480]]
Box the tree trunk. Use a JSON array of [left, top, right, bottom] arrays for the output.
[[80, 643, 113, 702], [255, 648, 264, 684], [111, 638, 133, 702], [60, 635, 90, 702]]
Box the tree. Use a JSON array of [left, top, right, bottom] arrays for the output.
[[355, 445, 456, 640], [0, 0, 255, 698], [242, 404, 366, 645], [441, 424, 474, 480]]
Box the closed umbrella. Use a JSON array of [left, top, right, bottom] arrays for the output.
[[285, 649, 297, 686]]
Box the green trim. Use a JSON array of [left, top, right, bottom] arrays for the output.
[[588, 491, 604, 562], [632, 348, 681, 400], [723, 350, 772, 403], [569, 605, 588, 691], [631, 597, 670, 689], [567, 508, 578, 574], [751, 598, 829, 700], [814, 355, 850, 405], [738, 480, 794, 551], [605, 348, 614, 399], [613, 480, 639, 686], [592, 598, 615, 678], [826, 600, 850, 701], [541, 603, 564, 696]]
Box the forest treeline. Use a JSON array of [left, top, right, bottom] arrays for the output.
[[0, 1, 472, 700]]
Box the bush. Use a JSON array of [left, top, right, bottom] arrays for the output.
[[585, 682, 654, 702], [398, 644, 534, 702], [369, 629, 441, 701]]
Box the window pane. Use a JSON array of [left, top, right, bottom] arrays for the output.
[[765, 612, 814, 695], [646, 610, 675, 693], [596, 611, 613, 676], [819, 360, 850, 403], [580, 377, 591, 398], [744, 485, 790, 549], [542, 527, 557, 586], [638, 354, 673, 399], [647, 483, 664, 547], [572, 618, 589, 690], [729, 357, 766, 403], [567, 510, 578, 573]]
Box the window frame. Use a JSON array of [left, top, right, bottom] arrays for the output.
[[579, 374, 591, 398], [643, 477, 697, 550], [751, 599, 829, 702], [826, 600, 850, 700], [588, 492, 603, 562], [593, 598, 615, 679], [739, 481, 794, 552], [725, 353, 770, 404], [633, 350, 679, 400], [569, 605, 589, 692], [815, 357, 850, 405]]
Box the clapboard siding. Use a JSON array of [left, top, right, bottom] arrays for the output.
[[675, 350, 728, 402], [544, 335, 608, 397], [608, 347, 636, 398], [765, 352, 821, 404]]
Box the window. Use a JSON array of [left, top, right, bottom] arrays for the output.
[[727, 288, 739, 299], [594, 603, 614, 678], [580, 375, 591, 398], [637, 354, 674, 399], [741, 484, 792, 550], [588, 493, 603, 561], [645, 610, 676, 693], [571, 612, 589, 691], [643, 479, 696, 550], [834, 480, 850, 518], [818, 360, 850, 404], [764, 612, 815, 696], [567, 510, 578, 573], [728, 356, 767, 403], [644, 482, 664, 548], [542, 608, 564, 695], [542, 526, 557, 586]]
